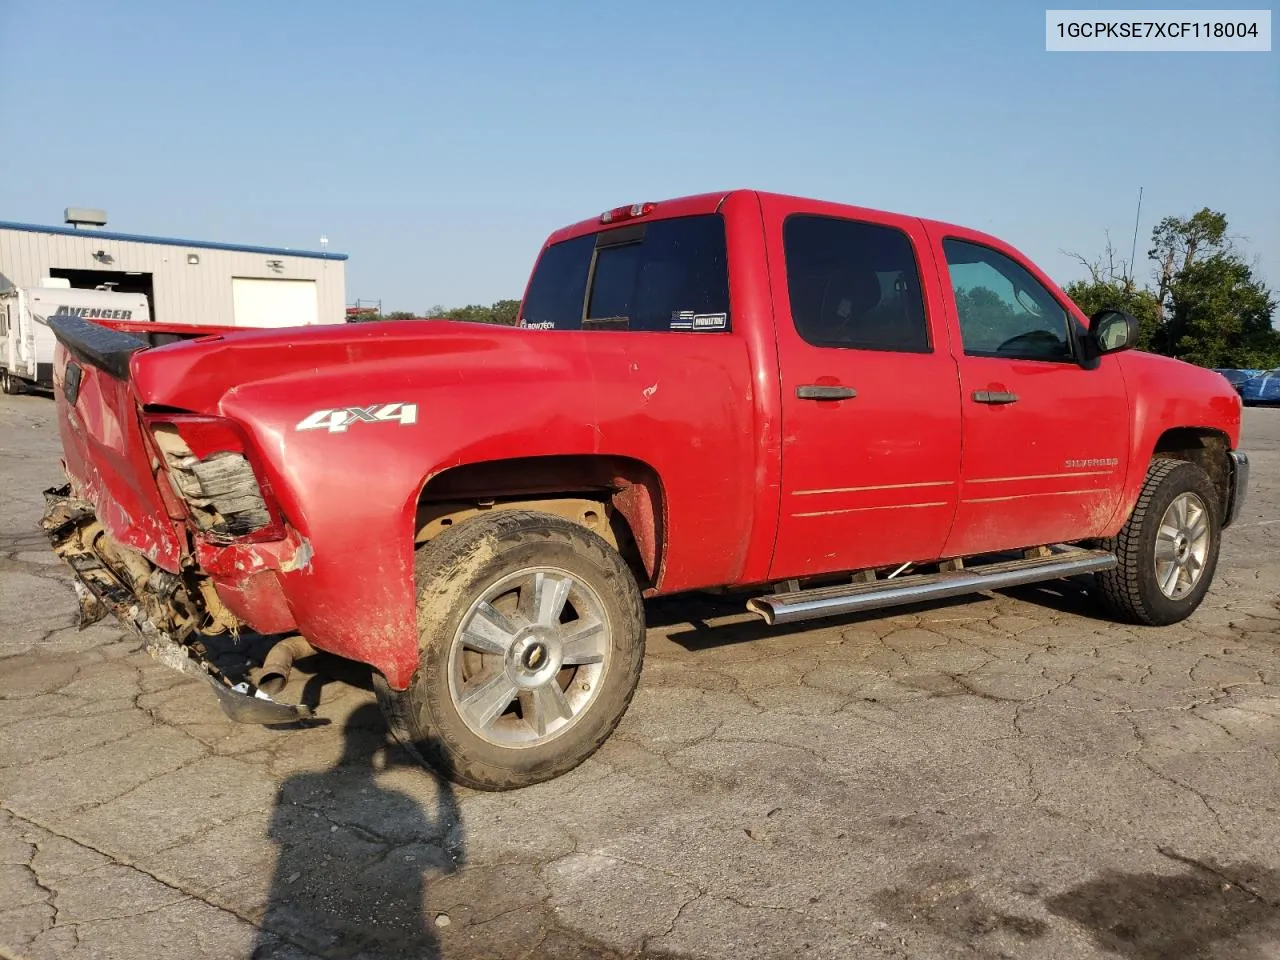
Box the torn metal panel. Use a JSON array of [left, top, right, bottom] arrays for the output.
[[41, 484, 312, 724]]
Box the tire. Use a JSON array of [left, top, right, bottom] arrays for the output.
[[1, 372, 23, 395], [1094, 458, 1221, 625], [374, 509, 646, 790]]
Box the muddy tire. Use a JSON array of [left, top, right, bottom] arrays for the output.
[[1, 372, 23, 395], [1094, 458, 1221, 626], [374, 510, 645, 791]]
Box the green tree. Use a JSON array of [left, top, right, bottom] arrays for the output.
[[1066, 209, 1278, 368], [425, 299, 522, 326], [1062, 278, 1162, 350], [1167, 254, 1279, 368], [488, 299, 520, 326], [1150, 208, 1228, 330], [952, 286, 1022, 349], [1063, 236, 1162, 350], [385, 310, 417, 321]]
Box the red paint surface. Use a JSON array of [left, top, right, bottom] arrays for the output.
[[51, 191, 1243, 689]]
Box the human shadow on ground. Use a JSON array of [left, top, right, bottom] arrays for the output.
[[250, 702, 464, 959], [1044, 852, 1280, 960]]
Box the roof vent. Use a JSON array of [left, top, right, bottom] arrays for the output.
[[64, 207, 107, 229]]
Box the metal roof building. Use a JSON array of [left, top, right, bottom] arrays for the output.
[[0, 216, 348, 327]]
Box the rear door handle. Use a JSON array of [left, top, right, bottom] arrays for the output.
[[972, 390, 1019, 405], [797, 384, 857, 400]]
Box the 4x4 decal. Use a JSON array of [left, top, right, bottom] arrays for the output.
[[296, 403, 418, 434]]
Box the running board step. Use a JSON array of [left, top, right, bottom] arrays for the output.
[[747, 547, 1116, 626]]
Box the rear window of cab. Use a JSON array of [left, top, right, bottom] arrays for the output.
[[518, 214, 730, 333]]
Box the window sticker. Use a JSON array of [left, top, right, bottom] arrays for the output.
[[670, 310, 728, 332]]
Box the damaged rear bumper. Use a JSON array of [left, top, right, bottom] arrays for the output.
[[40, 484, 313, 725]]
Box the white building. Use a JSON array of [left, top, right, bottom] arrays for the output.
[[0, 212, 347, 327]]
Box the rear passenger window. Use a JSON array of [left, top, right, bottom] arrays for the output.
[[518, 215, 730, 333], [587, 215, 730, 332], [518, 234, 594, 330], [783, 215, 930, 352]]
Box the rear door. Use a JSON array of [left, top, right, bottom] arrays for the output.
[[0, 301, 10, 371], [15, 294, 37, 379], [926, 227, 1131, 557], [763, 196, 963, 580]]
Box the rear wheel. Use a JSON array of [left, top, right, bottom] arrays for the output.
[[1095, 458, 1221, 625], [1, 372, 23, 395], [374, 510, 645, 790]]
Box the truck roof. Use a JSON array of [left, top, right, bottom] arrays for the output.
[[543, 189, 1011, 252], [545, 191, 733, 245]]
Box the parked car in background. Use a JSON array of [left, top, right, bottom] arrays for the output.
[[1212, 368, 1263, 392], [1239, 368, 1280, 406]]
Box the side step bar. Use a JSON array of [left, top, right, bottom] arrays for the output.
[[747, 547, 1116, 626]]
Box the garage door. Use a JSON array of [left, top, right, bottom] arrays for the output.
[[231, 278, 319, 328]]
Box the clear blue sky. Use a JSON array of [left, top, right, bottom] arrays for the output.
[[1, 0, 1276, 312]]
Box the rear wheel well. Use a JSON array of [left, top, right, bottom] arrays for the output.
[[414, 455, 664, 589], [1151, 428, 1231, 518]]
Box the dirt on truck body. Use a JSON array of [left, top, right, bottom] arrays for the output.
[[41, 190, 1248, 789]]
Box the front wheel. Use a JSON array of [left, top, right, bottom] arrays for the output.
[[374, 510, 646, 790], [1095, 458, 1222, 625]]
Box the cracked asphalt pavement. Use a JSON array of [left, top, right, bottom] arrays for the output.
[[1, 392, 1278, 960]]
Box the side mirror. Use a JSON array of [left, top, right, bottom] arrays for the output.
[[1089, 309, 1140, 355]]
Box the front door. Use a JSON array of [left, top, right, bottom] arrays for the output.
[[927, 228, 1131, 558], [764, 198, 963, 580]]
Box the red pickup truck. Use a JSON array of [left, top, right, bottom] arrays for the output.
[[43, 190, 1248, 790]]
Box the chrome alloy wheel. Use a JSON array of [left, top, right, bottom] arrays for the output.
[[447, 567, 611, 747], [1154, 492, 1211, 600]]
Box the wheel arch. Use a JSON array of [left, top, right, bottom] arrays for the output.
[[413, 454, 666, 589], [1150, 427, 1232, 520]]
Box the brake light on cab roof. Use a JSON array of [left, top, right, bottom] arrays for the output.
[[600, 202, 656, 224]]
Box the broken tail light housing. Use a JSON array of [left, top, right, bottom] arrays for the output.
[[145, 413, 285, 543]]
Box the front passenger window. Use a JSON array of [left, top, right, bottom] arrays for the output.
[[943, 239, 1073, 361]]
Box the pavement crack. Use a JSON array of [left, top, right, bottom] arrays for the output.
[[1, 806, 252, 927], [640, 887, 705, 953], [52, 894, 195, 928], [58, 748, 214, 817], [23, 837, 60, 927], [1122, 717, 1234, 837], [0, 726, 151, 770]]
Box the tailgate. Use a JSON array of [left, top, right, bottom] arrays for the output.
[[48, 315, 188, 571]]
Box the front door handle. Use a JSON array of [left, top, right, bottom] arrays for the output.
[[972, 390, 1019, 405], [797, 384, 857, 401]]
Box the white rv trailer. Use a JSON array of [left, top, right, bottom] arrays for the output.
[[0, 283, 150, 393]]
